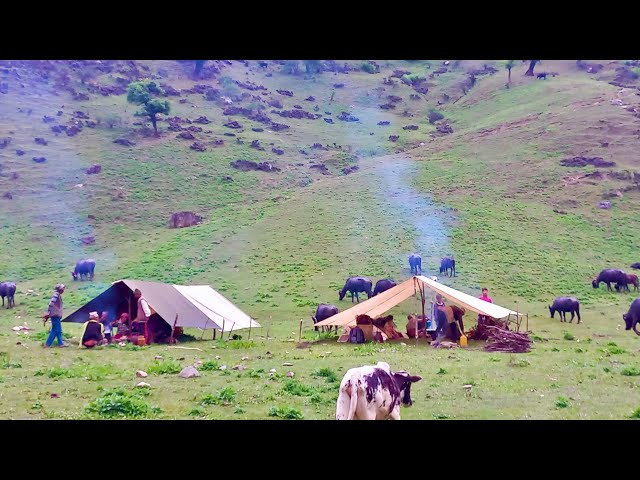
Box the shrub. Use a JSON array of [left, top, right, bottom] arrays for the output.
[[555, 397, 570, 409], [147, 359, 182, 375], [428, 109, 444, 124], [621, 367, 640, 377], [312, 367, 338, 383], [282, 379, 314, 396], [85, 388, 154, 418], [199, 360, 220, 371], [268, 406, 303, 419]]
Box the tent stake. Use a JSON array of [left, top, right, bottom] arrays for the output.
[[222, 318, 225, 341], [298, 319, 303, 344], [213, 329, 216, 340]]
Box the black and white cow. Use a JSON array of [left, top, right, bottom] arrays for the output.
[[335, 361, 422, 420]]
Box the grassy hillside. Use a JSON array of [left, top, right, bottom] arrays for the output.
[[0, 59, 639, 420]]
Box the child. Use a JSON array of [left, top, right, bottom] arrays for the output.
[[100, 312, 113, 344]]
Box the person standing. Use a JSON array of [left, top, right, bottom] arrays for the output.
[[44, 284, 68, 348], [432, 294, 448, 345], [132, 289, 151, 338], [478, 287, 493, 325]]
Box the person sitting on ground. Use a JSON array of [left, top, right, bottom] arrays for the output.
[[100, 312, 113, 344], [113, 313, 130, 341], [80, 311, 105, 348]]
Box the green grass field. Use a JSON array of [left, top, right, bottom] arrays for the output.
[[0, 59, 639, 419]]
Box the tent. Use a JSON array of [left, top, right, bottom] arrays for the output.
[[314, 276, 525, 330], [62, 279, 260, 334]]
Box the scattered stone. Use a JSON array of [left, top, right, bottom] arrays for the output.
[[223, 133, 236, 137], [136, 370, 148, 378], [276, 89, 293, 97], [272, 147, 284, 155], [287, 371, 295, 378], [32, 157, 46, 163], [3, 192, 13, 199], [86, 164, 101, 174], [270, 122, 290, 131], [214, 139, 224, 146], [113, 138, 136, 147], [252, 127, 264, 132], [231, 364, 246, 371], [333, 83, 345, 88], [168, 211, 203, 228], [403, 125, 419, 130], [80, 236, 95, 245], [42, 115, 55, 123], [154, 355, 163, 360], [179, 366, 201, 378], [342, 165, 359, 175], [177, 131, 195, 140], [66, 125, 82, 137], [377, 121, 390, 126], [85, 120, 97, 128], [136, 382, 151, 388], [0, 137, 11, 149], [436, 124, 454, 135], [190, 142, 207, 152], [34, 137, 47, 146], [380, 103, 396, 110], [282, 362, 293, 366], [241, 356, 249, 361], [269, 368, 277, 373], [324, 118, 334, 124], [194, 116, 211, 124], [187, 126, 203, 133], [224, 121, 243, 129], [338, 112, 359, 122], [305, 96, 315, 101], [215, 355, 221, 360]]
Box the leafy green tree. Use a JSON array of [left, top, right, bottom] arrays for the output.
[[126, 81, 170, 135], [524, 60, 540, 76], [505, 60, 516, 85]]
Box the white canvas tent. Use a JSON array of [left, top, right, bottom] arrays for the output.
[[63, 279, 260, 334], [315, 276, 524, 330]]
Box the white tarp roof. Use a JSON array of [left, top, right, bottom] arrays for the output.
[[315, 276, 522, 328], [173, 285, 261, 332]]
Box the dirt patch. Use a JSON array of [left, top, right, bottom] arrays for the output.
[[113, 138, 135, 147], [560, 157, 616, 168], [169, 211, 203, 229], [190, 142, 207, 152]]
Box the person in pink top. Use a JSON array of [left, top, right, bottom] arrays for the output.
[[477, 288, 492, 324], [479, 288, 492, 303]]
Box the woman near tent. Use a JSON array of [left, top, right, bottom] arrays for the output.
[[80, 312, 105, 348], [477, 287, 493, 325], [113, 313, 130, 341]]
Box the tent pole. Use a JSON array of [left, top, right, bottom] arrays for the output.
[[170, 314, 178, 345], [200, 318, 209, 340], [222, 318, 225, 341], [298, 319, 303, 344], [420, 283, 426, 340], [213, 328, 216, 340], [248, 316, 252, 340]]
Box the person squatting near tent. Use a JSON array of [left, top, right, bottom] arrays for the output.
[[43, 284, 68, 348], [80, 311, 105, 348], [431, 294, 465, 347]]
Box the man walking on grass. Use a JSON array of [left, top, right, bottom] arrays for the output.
[[44, 284, 68, 348]]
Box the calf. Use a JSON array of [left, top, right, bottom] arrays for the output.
[[626, 274, 639, 292], [312, 303, 339, 333], [373, 279, 396, 296], [336, 362, 422, 420]]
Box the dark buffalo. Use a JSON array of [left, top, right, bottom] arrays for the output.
[[312, 303, 339, 333], [439, 257, 456, 277], [0, 282, 16, 309], [373, 279, 396, 296], [623, 297, 640, 336], [631, 263, 640, 270], [408, 254, 422, 275], [626, 274, 639, 292], [549, 296, 581, 324], [339, 277, 373, 303], [72, 258, 96, 281], [592, 269, 627, 291]]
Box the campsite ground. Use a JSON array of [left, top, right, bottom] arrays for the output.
[[0, 60, 639, 419]]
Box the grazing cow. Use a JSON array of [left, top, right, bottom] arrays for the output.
[[548, 296, 581, 324], [373, 279, 396, 296], [623, 297, 640, 336], [536, 72, 547, 80], [408, 254, 422, 275], [339, 277, 373, 303], [592, 269, 627, 291], [631, 263, 640, 270], [0, 281, 16, 309], [72, 258, 96, 281], [439, 257, 456, 277], [626, 274, 639, 292], [335, 361, 422, 420], [312, 303, 339, 333]]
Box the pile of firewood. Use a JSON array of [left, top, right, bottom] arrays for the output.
[[466, 317, 508, 340], [483, 326, 533, 353]]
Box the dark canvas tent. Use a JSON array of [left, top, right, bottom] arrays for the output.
[[62, 279, 260, 335]]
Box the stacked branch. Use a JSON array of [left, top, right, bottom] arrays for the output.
[[466, 317, 508, 340], [483, 326, 532, 353]]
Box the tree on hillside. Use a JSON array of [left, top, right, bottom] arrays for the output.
[[126, 81, 170, 136], [194, 60, 206, 78], [303, 60, 322, 74], [524, 60, 540, 76], [505, 60, 516, 86], [283, 60, 301, 75]]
